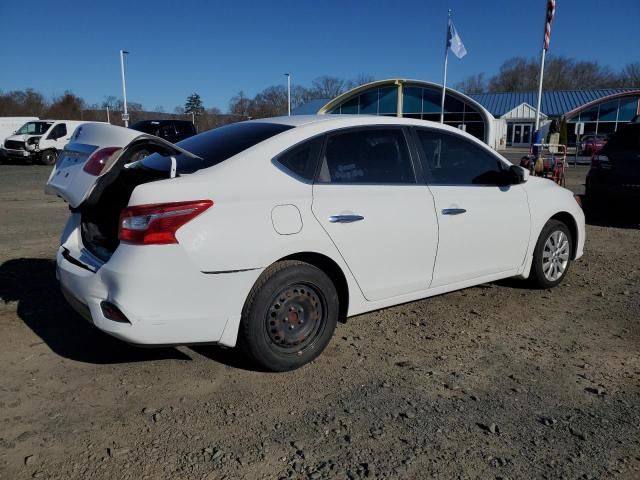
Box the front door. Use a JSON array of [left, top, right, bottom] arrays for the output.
[[522, 124, 532, 145], [312, 127, 439, 302], [513, 124, 522, 145], [512, 123, 533, 147], [415, 128, 530, 287]]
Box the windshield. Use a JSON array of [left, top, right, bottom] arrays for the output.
[[128, 122, 294, 174], [15, 121, 53, 135]]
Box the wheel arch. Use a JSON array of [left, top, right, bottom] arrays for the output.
[[277, 251, 349, 320], [548, 211, 579, 259]]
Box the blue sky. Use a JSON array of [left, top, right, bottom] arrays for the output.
[[1, 0, 638, 112]]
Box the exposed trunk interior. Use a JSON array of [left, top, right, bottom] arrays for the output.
[[80, 142, 174, 262]]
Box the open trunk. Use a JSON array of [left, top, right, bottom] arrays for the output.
[[45, 123, 202, 262], [80, 165, 169, 261], [78, 137, 202, 262]]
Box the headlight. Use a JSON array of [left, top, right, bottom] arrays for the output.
[[27, 137, 40, 145]]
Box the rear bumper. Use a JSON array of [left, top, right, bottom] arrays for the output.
[[587, 175, 640, 199], [56, 215, 262, 347]]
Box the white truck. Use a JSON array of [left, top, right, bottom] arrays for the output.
[[2, 119, 103, 165]]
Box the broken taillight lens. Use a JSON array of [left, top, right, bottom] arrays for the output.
[[118, 200, 213, 245]]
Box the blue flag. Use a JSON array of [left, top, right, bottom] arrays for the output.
[[448, 22, 467, 59]]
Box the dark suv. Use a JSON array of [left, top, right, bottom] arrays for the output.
[[586, 122, 640, 203], [129, 120, 196, 143]]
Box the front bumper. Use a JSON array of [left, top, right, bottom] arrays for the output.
[[56, 214, 262, 347], [2, 148, 33, 159]]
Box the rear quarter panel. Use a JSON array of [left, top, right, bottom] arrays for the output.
[[127, 125, 367, 310]]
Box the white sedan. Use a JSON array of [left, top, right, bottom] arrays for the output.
[[47, 115, 585, 371]]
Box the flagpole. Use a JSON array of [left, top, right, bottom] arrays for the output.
[[440, 9, 451, 124], [534, 47, 546, 133]]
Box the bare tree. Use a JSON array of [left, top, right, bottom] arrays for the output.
[[346, 74, 376, 90], [454, 73, 487, 94], [311, 76, 347, 98], [617, 62, 640, 87], [45, 91, 86, 119], [229, 91, 252, 118]]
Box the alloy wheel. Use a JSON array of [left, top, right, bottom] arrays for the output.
[[542, 230, 570, 282]]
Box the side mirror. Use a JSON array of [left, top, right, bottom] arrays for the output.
[[509, 164, 529, 184]]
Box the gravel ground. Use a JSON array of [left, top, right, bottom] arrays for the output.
[[0, 154, 639, 480]]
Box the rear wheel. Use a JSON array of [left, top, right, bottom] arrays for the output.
[[40, 149, 58, 166], [239, 260, 339, 372], [529, 219, 572, 289]]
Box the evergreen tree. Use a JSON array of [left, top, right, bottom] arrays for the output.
[[184, 93, 204, 116]]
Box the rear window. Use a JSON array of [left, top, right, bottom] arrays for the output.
[[131, 122, 293, 174], [605, 124, 640, 152]]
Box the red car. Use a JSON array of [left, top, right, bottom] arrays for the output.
[[580, 135, 608, 155]]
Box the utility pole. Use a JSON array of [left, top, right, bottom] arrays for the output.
[[120, 49, 130, 127], [285, 73, 291, 116]]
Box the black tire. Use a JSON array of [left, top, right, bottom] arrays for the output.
[[239, 260, 339, 372], [40, 149, 58, 166], [529, 219, 573, 289]]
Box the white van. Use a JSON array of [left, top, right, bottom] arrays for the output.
[[2, 120, 104, 165], [0, 117, 39, 160]]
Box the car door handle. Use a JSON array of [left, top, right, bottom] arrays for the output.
[[329, 214, 365, 223], [442, 208, 467, 215]]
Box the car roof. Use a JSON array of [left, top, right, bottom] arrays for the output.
[[249, 114, 466, 134]]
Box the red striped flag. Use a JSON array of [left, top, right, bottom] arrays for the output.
[[544, 0, 556, 50]]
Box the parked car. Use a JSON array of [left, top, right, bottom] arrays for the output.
[[586, 123, 640, 203], [2, 120, 98, 165], [46, 116, 585, 371], [129, 119, 196, 143], [580, 134, 608, 156]]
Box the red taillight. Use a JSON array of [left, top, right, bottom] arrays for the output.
[[83, 147, 122, 176], [118, 200, 213, 245]]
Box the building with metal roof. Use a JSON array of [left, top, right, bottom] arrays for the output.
[[293, 81, 640, 149], [468, 89, 634, 117]]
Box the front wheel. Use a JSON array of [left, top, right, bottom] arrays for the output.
[[529, 220, 573, 289], [40, 149, 58, 166], [239, 260, 339, 372]]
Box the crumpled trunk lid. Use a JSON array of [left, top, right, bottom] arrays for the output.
[[45, 123, 142, 208]]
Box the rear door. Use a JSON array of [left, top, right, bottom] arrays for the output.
[[414, 128, 530, 287], [311, 127, 438, 301], [45, 123, 142, 207]]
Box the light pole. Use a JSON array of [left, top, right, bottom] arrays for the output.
[[120, 49, 130, 127], [284, 73, 291, 116]]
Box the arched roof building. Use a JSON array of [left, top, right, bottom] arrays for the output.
[[311, 79, 497, 148]]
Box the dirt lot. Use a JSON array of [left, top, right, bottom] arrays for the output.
[[1, 156, 639, 480]]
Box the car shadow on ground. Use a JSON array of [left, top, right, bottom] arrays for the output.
[[190, 345, 261, 372], [0, 257, 193, 364]]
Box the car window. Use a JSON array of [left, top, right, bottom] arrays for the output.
[[47, 124, 67, 140], [317, 128, 415, 184], [416, 129, 506, 185], [129, 122, 294, 174], [275, 137, 323, 182], [175, 122, 195, 136], [158, 124, 176, 139]]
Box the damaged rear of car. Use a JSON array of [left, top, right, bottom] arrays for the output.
[[47, 122, 292, 346]]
